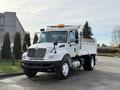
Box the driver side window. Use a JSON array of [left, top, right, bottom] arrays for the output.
[[69, 31, 75, 43]]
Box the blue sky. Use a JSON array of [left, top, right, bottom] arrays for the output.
[[0, 0, 120, 46]]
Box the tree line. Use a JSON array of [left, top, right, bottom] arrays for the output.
[[1, 32, 38, 59]]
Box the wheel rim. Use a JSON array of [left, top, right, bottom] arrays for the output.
[[62, 63, 69, 76], [91, 58, 94, 68]]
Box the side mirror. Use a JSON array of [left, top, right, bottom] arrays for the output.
[[53, 41, 58, 46], [75, 31, 78, 39], [75, 39, 78, 43]]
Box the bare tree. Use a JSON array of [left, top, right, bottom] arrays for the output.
[[111, 25, 120, 47], [118, 29, 120, 47]]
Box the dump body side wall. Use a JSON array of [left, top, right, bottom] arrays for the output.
[[78, 39, 97, 56]]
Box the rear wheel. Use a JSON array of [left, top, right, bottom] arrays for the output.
[[83, 55, 95, 71], [23, 69, 37, 77]]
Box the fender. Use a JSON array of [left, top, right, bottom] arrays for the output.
[[62, 54, 72, 68]]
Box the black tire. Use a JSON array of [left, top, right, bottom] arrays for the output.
[[83, 55, 95, 71], [57, 56, 71, 79], [23, 69, 37, 77]]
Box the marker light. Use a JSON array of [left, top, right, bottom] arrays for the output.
[[58, 24, 64, 28]]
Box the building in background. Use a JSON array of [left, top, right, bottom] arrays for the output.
[[0, 12, 25, 49]]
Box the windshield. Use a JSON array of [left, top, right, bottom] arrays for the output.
[[38, 31, 68, 43]]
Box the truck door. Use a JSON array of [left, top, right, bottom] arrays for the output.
[[68, 31, 77, 57]]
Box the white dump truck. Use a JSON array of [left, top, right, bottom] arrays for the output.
[[21, 24, 97, 79]]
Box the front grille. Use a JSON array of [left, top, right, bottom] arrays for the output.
[[36, 48, 46, 59], [27, 48, 46, 60], [27, 48, 36, 57]]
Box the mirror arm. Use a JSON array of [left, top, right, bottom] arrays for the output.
[[50, 41, 57, 53], [54, 45, 57, 53], [50, 45, 57, 53]]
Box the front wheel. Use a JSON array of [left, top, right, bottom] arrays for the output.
[[57, 61, 70, 79]]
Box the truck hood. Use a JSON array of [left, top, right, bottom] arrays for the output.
[[28, 43, 65, 49]]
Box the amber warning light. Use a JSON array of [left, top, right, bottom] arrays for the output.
[[49, 24, 65, 28], [58, 24, 64, 28]]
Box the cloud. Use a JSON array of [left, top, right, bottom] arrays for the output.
[[0, 0, 120, 45]]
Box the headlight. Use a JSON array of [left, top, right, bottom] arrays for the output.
[[22, 55, 26, 59], [22, 52, 27, 60]]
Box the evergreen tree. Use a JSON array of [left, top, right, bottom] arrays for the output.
[[83, 21, 93, 39], [13, 32, 22, 59], [33, 34, 38, 44], [23, 41, 27, 52], [1, 33, 11, 59], [24, 32, 31, 47]]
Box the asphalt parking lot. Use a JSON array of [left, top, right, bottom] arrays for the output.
[[0, 56, 120, 90]]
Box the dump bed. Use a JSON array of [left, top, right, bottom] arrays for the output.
[[78, 38, 97, 56]]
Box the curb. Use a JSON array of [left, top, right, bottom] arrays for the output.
[[0, 72, 24, 79]]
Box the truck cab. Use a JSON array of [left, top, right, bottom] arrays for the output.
[[21, 24, 97, 79]]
